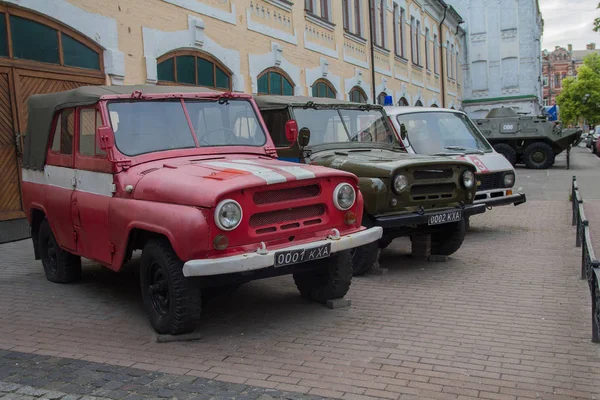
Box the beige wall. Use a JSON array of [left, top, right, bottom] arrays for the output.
[[58, 0, 462, 107]]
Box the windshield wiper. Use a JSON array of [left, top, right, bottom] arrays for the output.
[[430, 151, 465, 156], [444, 146, 484, 155]]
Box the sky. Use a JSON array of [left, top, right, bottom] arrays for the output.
[[540, 0, 600, 51]]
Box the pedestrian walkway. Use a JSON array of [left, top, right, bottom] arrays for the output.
[[0, 150, 599, 399]]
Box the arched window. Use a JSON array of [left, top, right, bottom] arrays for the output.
[[398, 97, 409, 106], [0, 8, 102, 71], [415, 100, 423, 107], [377, 92, 388, 105], [157, 50, 232, 90], [431, 103, 439, 108], [349, 86, 368, 103], [257, 68, 294, 95], [450, 106, 456, 110], [312, 79, 336, 98]]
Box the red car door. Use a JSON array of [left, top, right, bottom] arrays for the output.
[[72, 107, 114, 265]]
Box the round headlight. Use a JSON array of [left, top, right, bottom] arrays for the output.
[[462, 170, 475, 189], [393, 174, 409, 194], [503, 172, 515, 188], [333, 183, 356, 211], [214, 199, 243, 231]]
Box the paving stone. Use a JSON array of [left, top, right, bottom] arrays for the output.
[[0, 384, 19, 394], [16, 387, 47, 397]]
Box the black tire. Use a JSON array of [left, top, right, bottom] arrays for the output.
[[379, 237, 393, 249], [523, 142, 555, 169], [38, 219, 81, 283], [293, 251, 352, 303], [350, 242, 380, 276], [493, 143, 517, 166], [431, 219, 467, 256], [140, 238, 201, 335]]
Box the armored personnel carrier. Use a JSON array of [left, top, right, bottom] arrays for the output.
[[474, 107, 582, 169]]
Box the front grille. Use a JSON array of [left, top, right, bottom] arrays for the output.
[[249, 204, 325, 227], [253, 185, 321, 205], [477, 172, 504, 191], [413, 168, 454, 180], [411, 183, 455, 196]]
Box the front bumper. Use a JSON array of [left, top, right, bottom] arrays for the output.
[[474, 192, 527, 208], [372, 203, 486, 229], [182, 227, 383, 277]]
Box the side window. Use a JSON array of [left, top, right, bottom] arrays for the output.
[[50, 109, 74, 155], [261, 109, 289, 147], [79, 109, 105, 157]]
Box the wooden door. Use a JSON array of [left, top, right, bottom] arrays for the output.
[[0, 66, 22, 221]]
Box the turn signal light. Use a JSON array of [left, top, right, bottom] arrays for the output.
[[344, 211, 357, 225], [507, 189, 513, 196], [213, 234, 229, 250]]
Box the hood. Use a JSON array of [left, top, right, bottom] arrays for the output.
[[130, 156, 355, 207], [450, 153, 514, 174], [310, 148, 475, 177]]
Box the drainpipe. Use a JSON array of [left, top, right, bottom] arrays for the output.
[[368, 0, 377, 103], [439, 4, 448, 108]]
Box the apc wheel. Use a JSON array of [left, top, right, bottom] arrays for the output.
[[493, 143, 517, 166], [523, 142, 554, 169], [38, 219, 81, 283], [293, 251, 352, 303], [140, 239, 201, 335], [431, 219, 467, 256], [350, 242, 380, 276]]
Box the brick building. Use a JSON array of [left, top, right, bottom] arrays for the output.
[[0, 0, 465, 242], [542, 43, 600, 107]]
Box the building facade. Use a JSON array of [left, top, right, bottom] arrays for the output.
[[444, 0, 543, 119], [542, 43, 600, 107], [0, 0, 465, 242]]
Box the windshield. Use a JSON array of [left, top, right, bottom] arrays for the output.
[[396, 111, 493, 154], [293, 108, 398, 147], [107, 99, 267, 156]]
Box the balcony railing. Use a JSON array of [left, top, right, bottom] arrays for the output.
[[570, 176, 600, 343]]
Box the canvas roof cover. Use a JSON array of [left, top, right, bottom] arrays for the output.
[[253, 95, 383, 111], [23, 85, 221, 170]]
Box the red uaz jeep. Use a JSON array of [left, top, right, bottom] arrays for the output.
[[20, 86, 382, 334]]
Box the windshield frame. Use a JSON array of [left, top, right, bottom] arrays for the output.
[[106, 97, 269, 158], [395, 110, 493, 155], [289, 105, 405, 152]]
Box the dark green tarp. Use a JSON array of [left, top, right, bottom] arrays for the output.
[[23, 85, 219, 170]]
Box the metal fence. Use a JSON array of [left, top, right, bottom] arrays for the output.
[[571, 176, 600, 343]]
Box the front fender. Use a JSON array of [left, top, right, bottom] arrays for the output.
[[358, 177, 389, 216], [109, 199, 210, 271]]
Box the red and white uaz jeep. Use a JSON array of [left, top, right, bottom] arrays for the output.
[[20, 86, 382, 334]]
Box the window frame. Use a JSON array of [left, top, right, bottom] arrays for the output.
[[377, 92, 388, 105], [156, 49, 232, 90], [75, 106, 112, 173], [0, 4, 104, 77], [47, 108, 76, 168], [305, 0, 314, 13], [312, 78, 337, 99], [349, 86, 368, 103], [379, 0, 385, 49], [425, 28, 430, 71], [257, 67, 295, 96], [433, 33, 439, 74], [342, 0, 350, 30], [354, 0, 362, 36]]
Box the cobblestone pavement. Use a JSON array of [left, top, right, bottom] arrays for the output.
[[0, 350, 327, 400], [1, 149, 599, 400]]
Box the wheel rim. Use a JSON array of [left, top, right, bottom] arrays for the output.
[[45, 238, 58, 274], [531, 151, 546, 164], [148, 263, 170, 317]]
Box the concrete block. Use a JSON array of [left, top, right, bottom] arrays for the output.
[[325, 298, 351, 309]]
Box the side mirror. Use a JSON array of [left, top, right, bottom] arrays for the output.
[[97, 125, 115, 150], [285, 119, 299, 143], [298, 127, 311, 147], [399, 123, 407, 140]]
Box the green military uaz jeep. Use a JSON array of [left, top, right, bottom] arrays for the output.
[[255, 96, 485, 275]]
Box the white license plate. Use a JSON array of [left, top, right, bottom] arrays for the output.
[[428, 210, 462, 226], [274, 243, 331, 267]]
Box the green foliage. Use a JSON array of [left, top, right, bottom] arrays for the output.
[[595, 3, 600, 32], [556, 54, 600, 125]]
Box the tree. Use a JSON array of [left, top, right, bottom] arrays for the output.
[[557, 53, 600, 125], [594, 2, 600, 32]]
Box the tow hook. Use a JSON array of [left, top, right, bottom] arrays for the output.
[[256, 241, 268, 255], [328, 228, 341, 240]]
